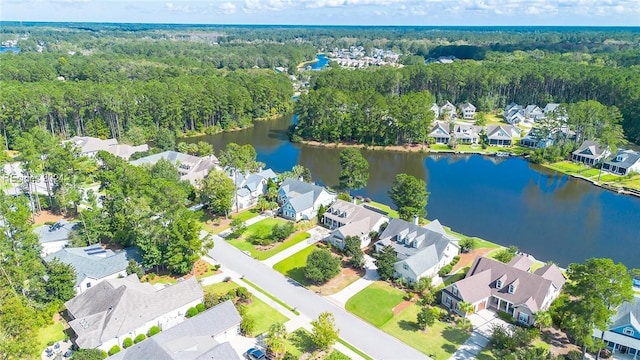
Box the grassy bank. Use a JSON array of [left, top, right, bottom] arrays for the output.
[[543, 160, 640, 191]]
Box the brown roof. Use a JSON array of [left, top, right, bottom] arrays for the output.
[[508, 255, 533, 271], [448, 256, 565, 312]]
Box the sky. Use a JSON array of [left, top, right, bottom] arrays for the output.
[[3, 0, 640, 26]]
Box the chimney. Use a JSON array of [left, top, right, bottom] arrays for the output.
[[413, 215, 419, 225]]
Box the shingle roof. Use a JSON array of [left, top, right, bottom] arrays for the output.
[[428, 122, 451, 138], [603, 149, 640, 169], [65, 137, 148, 160], [608, 296, 640, 331], [109, 300, 241, 360], [34, 220, 76, 243], [376, 218, 459, 276], [65, 275, 203, 349], [573, 140, 607, 158], [448, 256, 565, 312], [324, 200, 388, 238], [486, 125, 513, 140], [280, 178, 334, 213], [44, 245, 142, 285], [130, 151, 219, 183]]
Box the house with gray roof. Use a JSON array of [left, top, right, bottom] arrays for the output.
[[110, 300, 242, 360], [601, 149, 640, 176], [452, 124, 481, 144], [130, 151, 219, 184], [429, 103, 440, 119], [322, 200, 389, 249], [65, 136, 148, 160], [459, 102, 476, 120], [277, 178, 336, 222], [374, 218, 460, 283], [35, 220, 78, 256], [593, 296, 640, 358], [439, 101, 457, 120], [524, 105, 545, 122], [230, 168, 278, 211], [486, 125, 514, 147], [504, 103, 526, 125], [65, 275, 203, 351], [428, 121, 451, 144], [44, 244, 142, 295], [441, 256, 566, 326], [572, 140, 610, 166]]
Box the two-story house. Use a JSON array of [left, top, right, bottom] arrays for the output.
[[277, 178, 336, 222], [459, 102, 476, 120], [322, 200, 388, 249], [593, 296, 640, 358], [374, 218, 460, 283], [601, 149, 640, 176], [441, 255, 566, 326]]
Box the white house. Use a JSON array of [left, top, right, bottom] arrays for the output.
[[65, 275, 203, 352], [231, 168, 278, 210], [374, 218, 460, 283], [65, 136, 148, 160], [35, 220, 77, 256], [572, 140, 610, 166], [109, 301, 242, 360], [601, 150, 640, 176], [277, 178, 336, 221], [439, 101, 457, 120], [459, 102, 476, 120], [44, 245, 142, 294], [130, 151, 219, 184], [321, 200, 388, 249], [429, 103, 440, 119]]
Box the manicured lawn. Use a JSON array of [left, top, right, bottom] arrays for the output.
[[202, 281, 288, 336], [380, 304, 470, 359], [345, 281, 406, 327], [284, 328, 315, 357], [232, 208, 261, 222], [37, 322, 66, 350], [545, 161, 600, 178], [228, 218, 310, 260], [244, 217, 287, 239], [273, 245, 317, 285], [365, 201, 399, 219], [256, 232, 310, 260]]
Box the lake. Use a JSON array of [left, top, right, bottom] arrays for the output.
[[188, 115, 640, 268], [310, 53, 329, 70]]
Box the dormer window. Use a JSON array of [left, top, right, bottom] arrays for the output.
[[508, 284, 515, 294], [496, 280, 502, 289], [616, 155, 625, 162], [623, 327, 634, 336]]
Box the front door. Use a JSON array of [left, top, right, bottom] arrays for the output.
[[619, 345, 628, 354]]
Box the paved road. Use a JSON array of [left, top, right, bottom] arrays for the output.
[[209, 235, 429, 360]]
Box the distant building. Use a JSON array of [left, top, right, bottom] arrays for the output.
[[130, 151, 219, 184], [65, 136, 148, 160], [459, 103, 476, 120]]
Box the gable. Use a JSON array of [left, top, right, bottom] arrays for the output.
[[610, 324, 640, 339], [580, 147, 594, 155]]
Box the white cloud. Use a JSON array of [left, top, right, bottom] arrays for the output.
[[243, 0, 292, 12], [165, 2, 191, 12], [218, 1, 237, 14]]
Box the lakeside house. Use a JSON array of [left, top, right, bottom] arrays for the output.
[[35, 220, 77, 256], [230, 168, 278, 210], [44, 244, 142, 295], [109, 300, 242, 360], [459, 102, 477, 120], [486, 125, 514, 147], [321, 199, 389, 249], [65, 275, 203, 351], [130, 151, 219, 184], [572, 140, 610, 166], [592, 296, 640, 358], [504, 103, 526, 125], [65, 136, 148, 160], [524, 105, 545, 122], [428, 121, 451, 144], [277, 178, 336, 221], [520, 128, 555, 149], [374, 218, 460, 283], [441, 255, 565, 326], [601, 149, 640, 176], [452, 124, 481, 144]]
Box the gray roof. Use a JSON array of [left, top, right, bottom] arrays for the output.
[[446, 256, 565, 312], [279, 178, 334, 213], [460, 102, 476, 111], [573, 140, 607, 158], [131, 151, 218, 183], [324, 200, 387, 239], [256, 168, 278, 181], [603, 149, 640, 169], [376, 218, 459, 275], [608, 296, 640, 331], [486, 125, 513, 140], [34, 220, 77, 243], [65, 136, 148, 160], [543, 103, 560, 114], [452, 124, 480, 140], [428, 122, 451, 139], [44, 245, 142, 285], [110, 301, 241, 360], [65, 275, 203, 349]]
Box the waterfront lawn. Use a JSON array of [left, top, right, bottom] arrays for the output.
[[202, 281, 287, 336], [37, 321, 66, 350], [365, 201, 399, 218], [273, 245, 317, 285], [380, 304, 470, 359], [345, 281, 406, 327], [546, 161, 600, 178]]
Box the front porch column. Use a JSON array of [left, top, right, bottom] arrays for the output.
[[612, 344, 617, 353], [497, 298, 501, 311]]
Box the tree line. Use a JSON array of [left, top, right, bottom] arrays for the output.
[[294, 60, 640, 143]]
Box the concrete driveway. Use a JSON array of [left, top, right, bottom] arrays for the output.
[[449, 309, 510, 360], [209, 235, 429, 360]]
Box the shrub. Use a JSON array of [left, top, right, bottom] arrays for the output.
[[271, 222, 295, 241], [240, 316, 256, 335], [148, 273, 156, 280], [212, 264, 221, 271], [147, 326, 161, 337], [438, 264, 453, 277], [122, 337, 133, 349], [108, 345, 121, 356], [223, 276, 231, 282], [236, 287, 252, 303], [451, 256, 461, 266], [134, 334, 146, 344], [71, 349, 107, 359], [565, 350, 583, 360], [186, 307, 200, 318], [196, 303, 206, 313], [459, 238, 476, 252]]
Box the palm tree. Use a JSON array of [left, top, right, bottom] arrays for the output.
[[459, 301, 475, 326]]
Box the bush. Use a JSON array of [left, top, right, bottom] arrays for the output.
[[451, 256, 461, 266], [240, 316, 256, 335], [108, 345, 121, 356], [598, 349, 612, 359], [565, 350, 583, 360], [186, 306, 200, 318], [71, 349, 107, 359], [438, 264, 453, 277], [147, 326, 161, 337], [134, 334, 146, 344], [223, 276, 231, 282], [212, 264, 221, 271], [271, 222, 295, 241], [196, 303, 206, 313], [122, 337, 133, 349], [236, 287, 252, 303]]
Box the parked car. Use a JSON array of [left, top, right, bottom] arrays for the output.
[[63, 350, 73, 358], [245, 348, 266, 360]]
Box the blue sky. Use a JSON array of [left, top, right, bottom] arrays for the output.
[[3, 0, 640, 26]]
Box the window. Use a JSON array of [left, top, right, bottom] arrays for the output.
[[444, 296, 451, 306], [452, 287, 458, 296], [518, 312, 529, 324], [86, 282, 91, 288], [623, 327, 634, 336], [403, 263, 409, 271], [508, 284, 515, 294], [496, 280, 502, 289]]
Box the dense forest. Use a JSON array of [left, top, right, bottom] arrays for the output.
[[294, 60, 640, 144]]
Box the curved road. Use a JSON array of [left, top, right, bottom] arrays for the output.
[[208, 235, 428, 360]]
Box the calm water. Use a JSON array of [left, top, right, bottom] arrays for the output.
[[0, 46, 20, 53], [189, 115, 640, 268], [310, 54, 329, 70]]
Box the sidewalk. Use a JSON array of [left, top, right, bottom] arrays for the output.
[[327, 255, 379, 307], [449, 310, 509, 360], [261, 226, 328, 267]]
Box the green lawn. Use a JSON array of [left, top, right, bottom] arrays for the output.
[[244, 217, 288, 239], [365, 201, 399, 218], [380, 304, 470, 359], [284, 328, 315, 358], [202, 281, 288, 336], [37, 322, 66, 350], [345, 281, 406, 327], [232, 208, 261, 222], [273, 245, 317, 285], [228, 217, 311, 260], [545, 161, 600, 178]]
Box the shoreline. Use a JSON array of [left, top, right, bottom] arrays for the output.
[[177, 114, 286, 139]]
